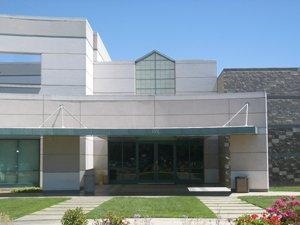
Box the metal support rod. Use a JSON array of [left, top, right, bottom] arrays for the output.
[[61, 105, 64, 128], [61, 105, 88, 128], [39, 105, 62, 128], [245, 103, 249, 126], [38, 104, 88, 128], [223, 103, 249, 127]]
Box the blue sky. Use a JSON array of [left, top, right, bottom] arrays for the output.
[[0, 0, 299, 74]]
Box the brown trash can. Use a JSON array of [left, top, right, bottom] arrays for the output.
[[235, 176, 249, 193], [84, 169, 95, 195]]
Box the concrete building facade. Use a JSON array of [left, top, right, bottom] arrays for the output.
[[0, 15, 272, 192]]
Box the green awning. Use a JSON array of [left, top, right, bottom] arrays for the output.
[[0, 126, 257, 137]]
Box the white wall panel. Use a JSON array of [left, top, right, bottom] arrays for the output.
[[175, 60, 217, 78], [176, 77, 217, 93], [155, 99, 228, 115], [0, 15, 86, 37], [42, 54, 86, 70], [40, 85, 86, 95], [42, 70, 85, 85], [81, 100, 154, 116], [0, 35, 86, 54], [94, 62, 135, 79], [93, 78, 134, 93]]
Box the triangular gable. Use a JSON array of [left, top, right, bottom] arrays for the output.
[[135, 50, 175, 62]]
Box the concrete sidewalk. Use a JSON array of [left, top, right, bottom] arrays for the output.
[[198, 196, 263, 219], [14, 196, 111, 225]]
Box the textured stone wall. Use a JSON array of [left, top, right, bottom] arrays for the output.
[[218, 68, 300, 185], [218, 136, 231, 187]]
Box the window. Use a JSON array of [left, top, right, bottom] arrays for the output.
[[135, 51, 175, 95], [108, 142, 136, 182], [0, 53, 41, 94]]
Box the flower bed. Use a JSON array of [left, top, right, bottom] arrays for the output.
[[235, 196, 300, 225]]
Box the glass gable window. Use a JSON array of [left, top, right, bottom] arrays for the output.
[[135, 51, 175, 95]]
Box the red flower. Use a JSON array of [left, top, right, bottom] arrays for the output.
[[251, 214, 259, 219]]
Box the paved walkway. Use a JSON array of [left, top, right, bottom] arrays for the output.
[[14, 196, 112, 225], [198, 196, 264, 219], [12, 191, 299, 224]]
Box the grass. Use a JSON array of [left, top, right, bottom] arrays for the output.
[[270, 186, 300, 192], [87, 196, 216, 219], [239, 196, 300, 209], [0, 197, 69, 219]]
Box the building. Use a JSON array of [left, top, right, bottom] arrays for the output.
[[219, 68, 300, 186], [0, 15, 271, 192]]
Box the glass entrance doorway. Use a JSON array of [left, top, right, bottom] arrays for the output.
[[0, 139, 40, 187], [108, 139, 204, 184], [138, 143, 174, 183]]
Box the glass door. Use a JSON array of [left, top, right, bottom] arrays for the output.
[[138, 143, 155, 182], [0, 139, 39, 187], [157, 143, 174, 183]]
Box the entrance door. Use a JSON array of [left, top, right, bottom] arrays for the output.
[[157, 143, 174, 182], [138, 143, 174, 183], [138, 143, 155, 182]]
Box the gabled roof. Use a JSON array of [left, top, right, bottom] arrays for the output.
[[135, 50, 175, 62]]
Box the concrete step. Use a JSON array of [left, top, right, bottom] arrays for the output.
[[203, 202, 249, 206], [32, 210, 90, 215], [14, 220, 61, 225], [213, 210, 264, 214], [218, 214, 247, 219], [51, 204, 99, 208], [16, 214, 64, 220], [210, 206, 262, 210]]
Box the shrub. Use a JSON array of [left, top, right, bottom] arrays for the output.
[[0, 212, 13, 225], [61, 207, 88, 225], [93, 212, 129, 225], [11, 187, 42, 193], [266, 196, 300, 225], [235, 196, 300, 225]]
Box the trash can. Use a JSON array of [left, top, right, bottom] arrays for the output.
[[84, 169, 95, 195], [235, 176, 249, 193]]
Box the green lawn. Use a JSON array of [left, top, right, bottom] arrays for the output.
[[0, 197, 69, 219], [87, 197, 216, 218], [239, 196, 300, 209], [270, 186, 300, 192]]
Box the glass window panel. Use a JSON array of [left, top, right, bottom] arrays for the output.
[[156, 88, 175, 95], [0, 140, 39, 186], [0, 140, 17, 185], [109, 142, 122, 181], [136, 88, 155, 95], [18, 140, 39, 186], [138, 143, 155, 181], [135, 52, 175, 95], [143, 53, 155, 61], [155, 53, 169, 61], [176, 144, 190, 180], [166, 61, 175, 69], [122, 142, 136, 180], [190, 142, 203, 182]]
